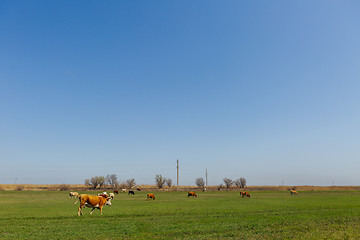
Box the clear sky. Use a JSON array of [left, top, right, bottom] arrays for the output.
[[1, 1, 360, 186]]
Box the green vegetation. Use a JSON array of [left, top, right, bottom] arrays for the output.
[[0, 191, 360, 239]]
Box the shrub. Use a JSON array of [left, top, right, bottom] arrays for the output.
[[166, 178, 172, 187], [195, 178, 205, 189], [59, 184, 70, 191]]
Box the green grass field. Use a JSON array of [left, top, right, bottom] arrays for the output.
[[1, 191, 360, 239]]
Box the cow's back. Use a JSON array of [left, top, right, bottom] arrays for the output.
[[188, 192, 197, 197], [88, 195, 106, 206], [147, 193, 155, 200]]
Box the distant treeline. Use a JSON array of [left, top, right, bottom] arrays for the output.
[[1, 184, 360, 192]]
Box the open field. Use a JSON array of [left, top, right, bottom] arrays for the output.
[[1, 191, 360, 239]]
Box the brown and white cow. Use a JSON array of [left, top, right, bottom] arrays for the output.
[[69, 192, 79, 198], [77, 194, 112, 216], [290, 190, 298, 195], [147, 193, 155, 200], [188, 192, 197, 197], [240, 191, 250, 197]]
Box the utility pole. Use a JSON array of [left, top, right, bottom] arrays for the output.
[[176, 159, 179, 191], [205, 168, 208, 191]]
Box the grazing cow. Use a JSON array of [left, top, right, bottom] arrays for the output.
[[290, 190, 298, 195], [69, 192, 79, 198], [240, 191, 250, 197], [188, 192, 197, 197], [98, 193, 109, 198], [128, 190, 135, 195], [147, 193, 155, 200], [121, 189, 127, 193], [114, 190, 119, 194], [137, 188, 142, 191], [109, 193, 115, 199], [77, 194, 112, 216]]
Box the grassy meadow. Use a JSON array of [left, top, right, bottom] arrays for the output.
[[0, 190, 360, 239]]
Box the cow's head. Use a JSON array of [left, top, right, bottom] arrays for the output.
[[105, 197, 112, 206]]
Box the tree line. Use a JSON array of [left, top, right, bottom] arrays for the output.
[[84, 174, 173, 189], [84, 174, 246, 190], [195, 177, 247, 189]]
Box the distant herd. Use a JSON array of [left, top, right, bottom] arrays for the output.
[[69, 189, 299, 215]]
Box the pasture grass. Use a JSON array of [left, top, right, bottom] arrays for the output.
[[0, 191, 360, 239]]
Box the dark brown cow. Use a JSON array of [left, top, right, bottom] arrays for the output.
[[137, 188, 142, 191], [188, 192, 197, 197], [77, 194, 112, 216], [128, 191, 135, 195], [147, 193, 155, 200], [114, 190, 119, 194]]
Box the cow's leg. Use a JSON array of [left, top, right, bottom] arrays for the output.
[[90, 208, 96, 215], [99, 206, 103, 215], [78, 205, 83, 216], [74, 195, 80, 204]]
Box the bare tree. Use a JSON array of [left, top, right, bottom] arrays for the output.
[[234, 178, 247, 188], [155, 174, 166, 189], [195, 178, 205, 189], [239, 177, 247, 188], [126, 178, 136, 189], [98, 176, 105, 189], [84, 179, 91, 187], [223, 178, 233, 188], [166, 178, 172, 187], [90, 176, 100, 189], [89, 176, 105, 189], [106, 174, 119, 189]]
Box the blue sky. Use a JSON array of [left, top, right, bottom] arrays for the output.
[[1, 1, 360, 186]]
